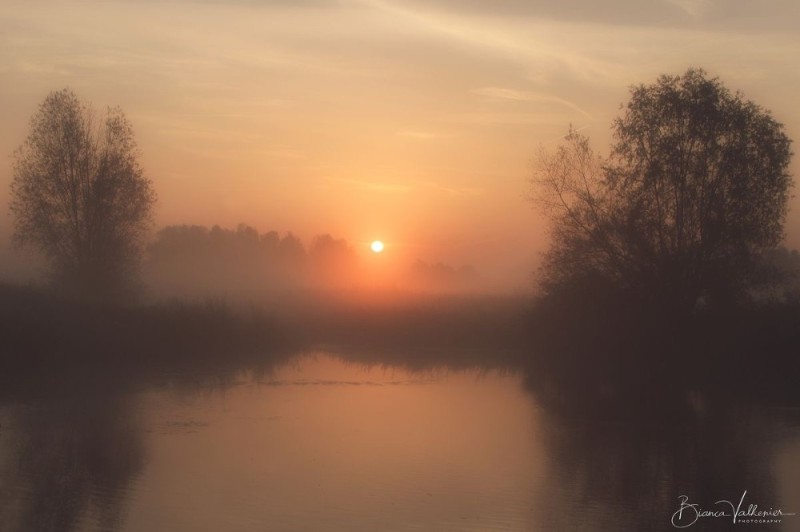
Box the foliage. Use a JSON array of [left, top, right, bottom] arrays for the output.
[[534, 69, 793, 314], [10, 89, 156, 299]]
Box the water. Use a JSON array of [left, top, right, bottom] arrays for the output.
[[1, 351, 799, 531]]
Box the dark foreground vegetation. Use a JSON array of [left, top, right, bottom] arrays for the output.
[[0, 282, 533, 397], [0, 283, 296, 399], [2, 279, 800, 412], [526, 284, 800, 412]]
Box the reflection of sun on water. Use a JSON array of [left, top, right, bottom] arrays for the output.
[[371, 240, 384, 253]]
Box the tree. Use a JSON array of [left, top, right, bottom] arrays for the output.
[[534, 69, 793, 314], [10, 89, 156, 298]]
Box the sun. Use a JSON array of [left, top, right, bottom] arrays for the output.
[[370, 240, 384, 253]]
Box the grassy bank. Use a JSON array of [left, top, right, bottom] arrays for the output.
[[524, 286, 800, 407], [2, 281, 799, 406], [0, 283, 295, 398]]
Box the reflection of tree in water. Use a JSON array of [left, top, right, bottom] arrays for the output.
[[1, 396, 145, 532], [524, 381, 792, 532], [0, 340, 294, 532]]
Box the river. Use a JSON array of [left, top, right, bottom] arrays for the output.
[[1, 350, 799, 531]]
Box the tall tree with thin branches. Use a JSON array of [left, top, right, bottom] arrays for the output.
[[10, 89, 156, 299]]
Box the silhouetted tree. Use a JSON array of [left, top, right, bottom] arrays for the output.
[[534, 69, 793, 314], [10, 89, 156, 299]]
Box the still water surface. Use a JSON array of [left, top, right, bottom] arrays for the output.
[[1, 351, 800, 531]]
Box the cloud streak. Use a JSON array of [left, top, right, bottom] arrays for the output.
[[472, 87, 592, 119]]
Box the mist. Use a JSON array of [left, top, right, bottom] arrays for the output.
[[142, 222, 494, 300]]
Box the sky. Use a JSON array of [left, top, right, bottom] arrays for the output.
[[1, 0, 799, 291]]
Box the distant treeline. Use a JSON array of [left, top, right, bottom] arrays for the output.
[[143, 223, 478, 299], [145, 224, 342, 296]]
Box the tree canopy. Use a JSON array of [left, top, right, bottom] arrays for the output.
[[10, 89, 156, 298], [534, 69, 793, 314]]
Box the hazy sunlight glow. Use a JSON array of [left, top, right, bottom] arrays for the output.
[[371, 240, 385, 253]]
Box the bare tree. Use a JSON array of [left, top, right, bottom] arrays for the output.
[[10, 89, 156, 299], [534, 69, 793, 314]]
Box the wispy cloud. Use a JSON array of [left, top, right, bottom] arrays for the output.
[[352, 0, 638, 89], [663, 0, 711, 18], [450, 112, 576, 126], [472, 87, 592, 119]]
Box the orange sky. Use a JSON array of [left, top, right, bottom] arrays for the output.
[[1, 0, 799, 291]]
